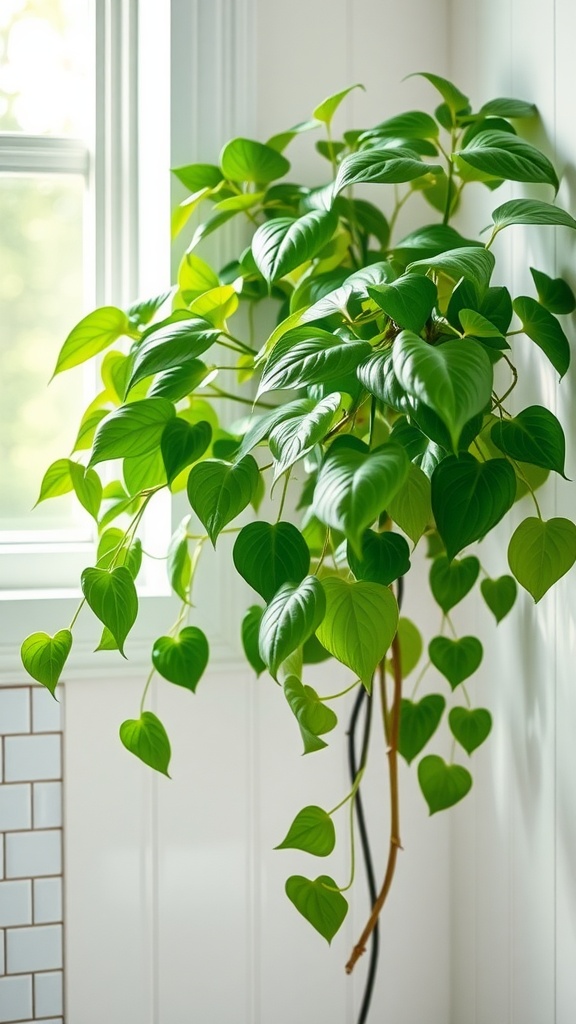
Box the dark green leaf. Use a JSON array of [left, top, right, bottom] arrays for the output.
[[367, 274, 437, 333], [490, 199, 576, 234], [429, 555, 480, 613], [508, 517, 576, 602], [220, 137, 290, 183], [127, 290, 171, 327], [241, 605, 266, 675], [429, 635, 483, 689], [398, 694, 445, 764], [390, 418, 446, 477], [285, 874, 348, 943], [456, 131, 559, 191], [387, 463, 434, 544], [127, 317, 219, 392], [233, 521, 310, 601], [334, 148, 442, 196], [370, 110, 440, 139], [491, 406, 566, 476], [53, 306, 129, 375], [187, 455, 259, 545], [413, 72, 470, 117], [458, 309, 509, 349], [530, 268, 576, 315], [258, 576, 326, 678], [392, 224, 481, 265], [161, 419, 212, 485], [418, 755, 472, 814], [356, 350, 409, 413], [148, 361, 212, 402], [119, 711, 171, 776], [407, 246, 495, 292], [449, 707, 492, 755], [89, 399, 175, 466], [269, 393, 341, 478], [275, 806, 335, 856], [152, 627, 209, 692], [316, 577, 398, 689], [431, 454, 516, 560], [20, 630, 72, 696], [480, 575, 517, 623], [252, 210, 338, 284], [479, 97, 536, 119], [513, 296, 570, 378], [257, 328, 371, 397], [81, 566, 138, 655], [347, 530, 410, 585]]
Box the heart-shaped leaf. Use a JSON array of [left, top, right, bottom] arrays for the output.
[[367, 274, 437, 333], [161, 419, 212, 485], [233, 521, 310, 601], [429, 554, 480, 613], [69, 462, 102, 519], [220, 137, 290, 183], [316, 577, 398, 689], [491, 406, 566, 476], [187, 455, 259, 545], [89, 398, 176, 466], [284, 676, 337, 754], [530, 267, 576, 315], [347, 530, 410, 585], [387, 463, 434, 544], [480, 575, 517, 623], [398, 694, 445, 764], [285, 875, 348, 943], [20, 630, 72, 696], [455, 131, 559, 191], [241, 605, 266, 675], [513, 296, 570, 378], [449, 707, 492, 755], [428, 636, 483, 689], [393, 332, 493, 451], [431, 454, 516, 560], [418, 755, 472, 814], [81, 566, 138, 655], [508, 517, 576, 602], [119, 711, 171, 776], [152, 627, 209, 692], [259, 577, 326, 678], [275, 806, 335, 856], [252, 209, 338, 284], [53, 306, 129, 375]]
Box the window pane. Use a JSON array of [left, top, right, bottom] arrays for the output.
[[0, 174, 89, 533], [0, 0, 89, 136]]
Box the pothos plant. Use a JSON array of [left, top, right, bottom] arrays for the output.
[[21, 73, 576, 981]]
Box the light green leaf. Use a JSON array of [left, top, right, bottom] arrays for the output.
[[334, 148, 442, 196], [312, 441, 409, 556], [458, 309, 509, 349], [283, 676, 338, 751], [513, 296, 570, 378], [123, 448, 166, 496], [126, 317, 219, 392], [276, 806, 335, 856], [220, 137, 290, 183], [172, 162, 223, 192], [20, 630, 72, 696], [269, 393, 341, 478], [257, 328, 371, 397], [252, 210, 338, 284], [480, 575, 517, 623], [386, 617, 423, 679], [490, 199, 576, 234], [398, 694, 445, 764], [233, 521, 310, 602], [431, 453, 516, 560], [72, 406, 110, 453], [161, 418, 212, 485], [177, 252, 220, 302], [148, 361, 211, 402], [367, 274, 437, 333], [407, 246, 495, 292], [152, 627, 209, 692], [120, 711, 171, 776], [241, 605, 266, 675], [186, 455, 259, 545], [455, 131, 559, 191], [68, 462, 102, 519], [313, 83, 364, 125], [258, 576, 326, 678], [530, 267, 576, 315], [167, 517, 192, 602], [429, 635, 483, 689], [429, 555, 480, 613], [449, 707, 492, 755], [53, 306, 129, 376], [412, 72, 470, 117], [266, 119, 321, 152], [127, 291, 171, 329], [285, 875, 348, 943], [387, 461, 434, 545], [418, 755, 472, 814], [316, 576, 398, 689], [89, 399, 176, 466], [491, 406, 566, 476], [392, 332, 493, 451], [508, 517, 576, 602], [81, 566, 138, 655], [35, 458, 74, 504], [188, 285, 239, 327], [347, 530, 410, 585]]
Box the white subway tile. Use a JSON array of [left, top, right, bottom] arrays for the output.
[[0, 929, 4, 974], [0, 785, 31, 832], [6, 923, 62, 973], [33, 878, 62, 924], [0, 881, 31, 927], [5, 831, 61, 879], [32, 688, 62, 734], [33, 782, 62, 829], [0, 973, 32, 1022], [4, 735, 61, 783], [0, 690, 30, 736], [34, 970, 63, 1017]]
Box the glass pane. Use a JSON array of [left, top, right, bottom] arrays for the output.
[[0, 174, 90, 534], [0, 0, 89, 135]]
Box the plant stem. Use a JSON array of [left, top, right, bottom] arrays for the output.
[[318, 678, 361, 702], [207, 386, 276, 409], [328, 765, 365, 817], [345, 631, 403, 974]]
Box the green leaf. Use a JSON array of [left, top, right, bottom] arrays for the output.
[[241, 605, 266, 675], [127, 317, 219, 392], [390, 418, 445, 478], [35, 459, 74, 504], [283, 675, 337, 753], [186, 455, 259, 545], [508, 517, 576, 602], [167, 518, 192, 602], [418, 755, 472, 814], [369, 110, 439, 139], [285, 875, 348, 943], [53, 306, 129, 375], [312, 441, 409, 556], [491, 406, 566, 476], [80, 566, 138, 655], [148, 361, 211, 402], [392, 224, 481, 264], [431, 454, 516, 560], [458, 309, 509, 349], [316, 577, 398, 689], [398, 694, 445, 764], [20, 630, 72, 696], [233, 399, 313, 463], [333, 148, 442, 196], [428, 636, 483, 689], [152, 627, 209, 692], [257, 328, 371, 397], [161, 419, 212, 485], [220, 137, 290, 183], [119, 711, 171, 777], [429, 555, 480, 613], [386, 617, 423, 678], [252, 210, 338, 284], [387, 462, 434, 545], [258, 576, 326, 678], [313, 83, 364, 125], [68, 463, 102, 519], [72, 406, 110, 453], [480, 575, 517, 623], [356, 350, 408, 413], [513, 296, 570, 378], [367, 274, 437, 333], [455, 131, 559, 191], [490, 199, 576, 236], [392, 332, 493, 451], [413, 72, 470, 117], [177, 251, 219, 302], [266, 119, 320, 152], [407, 246, 495, 292], [530, 267, 576, 315], [347, 530, 410, 585], [479, 97, 536, 119], [449, 707, 492, 755], [89, 398, 176, 466], [276, 806, 335, 856], [233, 521, 310, 601], [123, 449, 166, 496], [172, 162, 222, 192], [127, 291, 171, 328], [269, 393, 341, 478]]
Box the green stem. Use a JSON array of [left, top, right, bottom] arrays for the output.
[[410, 659, 431, 700], [221, 331, 258, 355], [318, 678, 361, 702], [328, 766, 365, 817], [68, 599, 86, 631], [140, 665, 156, 715], [207, 386, 276, 409], [276, 470, 291, 523]]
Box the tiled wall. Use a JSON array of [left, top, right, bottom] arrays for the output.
[[0, 687, 63, 1023]]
